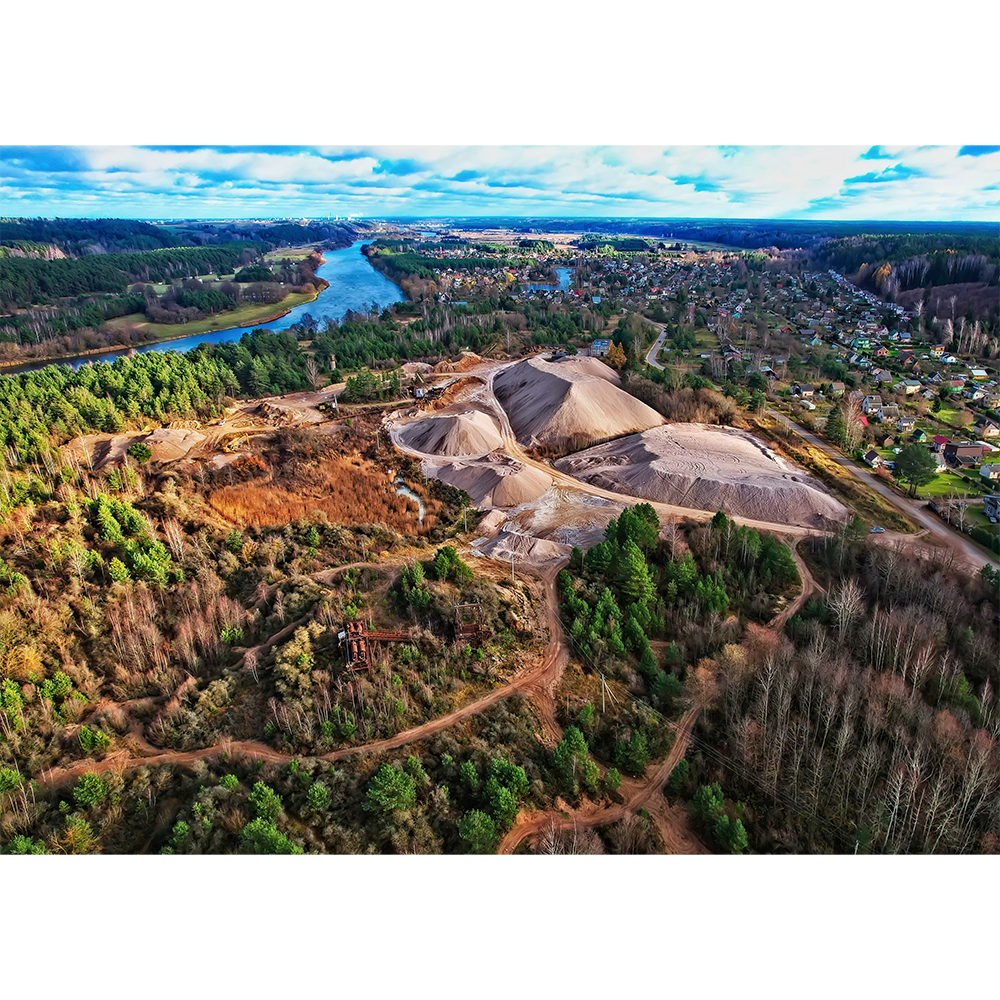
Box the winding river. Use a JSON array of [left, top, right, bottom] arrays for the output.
[[12, 240, 404, 374]]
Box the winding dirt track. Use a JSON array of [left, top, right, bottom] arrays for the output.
[[34, 563, 570, 795], [496, 704, 708, 855]]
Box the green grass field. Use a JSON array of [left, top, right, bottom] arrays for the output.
[[106, 286, 322, 340]]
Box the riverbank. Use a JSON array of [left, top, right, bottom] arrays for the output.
[[0, 276, 329, 372]]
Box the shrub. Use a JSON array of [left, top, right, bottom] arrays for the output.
[[249, 781, 283, 822], [73, 772, 108, 808]]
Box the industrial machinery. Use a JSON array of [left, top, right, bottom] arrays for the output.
[[338, 620, 411, 670], [454, 603, 492, 643]]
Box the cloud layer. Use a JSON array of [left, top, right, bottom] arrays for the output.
[[2, 145, 997, 220]]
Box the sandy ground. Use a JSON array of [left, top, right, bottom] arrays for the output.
[[555, 423, 849, 529], [493, 356, 664, 450]]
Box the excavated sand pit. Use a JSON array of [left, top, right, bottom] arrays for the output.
[[397, 409, 503, 457], [556, 423, 848, 528], [493, 356, 664, 452]]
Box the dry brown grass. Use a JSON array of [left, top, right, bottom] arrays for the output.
[[208, 456, 442, 533]]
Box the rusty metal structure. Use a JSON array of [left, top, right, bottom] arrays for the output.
[[454, 603, 492, 643], [339, 620, 411, 670]]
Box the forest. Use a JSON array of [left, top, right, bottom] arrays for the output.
[[0, 243, 266, 308], [0, 329, 312, 463]]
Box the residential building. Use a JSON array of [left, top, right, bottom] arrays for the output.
[[590, 339, 610, 358]]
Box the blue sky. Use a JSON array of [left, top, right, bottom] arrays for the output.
[[2, 145, 998, 221]]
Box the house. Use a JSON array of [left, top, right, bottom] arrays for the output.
[[830, 381, 846, 396], [971, 369, 989, 381], [980, 465, 1000, 482], [928, 372, 945, 384], [985, 495, 1000, 519], [897, 416, 916, 433], [902, 380, 922, 395], [912, 428, 927, 442], [864, 449, 883, 468], [929, 344, 945, 358], [932, 435, 950, 453], [974, 418, 1000, 439], [590, 339, 611, 357], [851, 336, 871, 351], [921, 389, 937, 402], [964, 386, 987, 402], [873, 345, 890, 358], [791, 383, 815, 398], [862, 395, 883, 415], [873, 368, 894, 384], [944, 441, 984, 466], [877, 404, 900, 423]]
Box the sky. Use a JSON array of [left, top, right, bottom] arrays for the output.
[[2, 145, 998, 221]]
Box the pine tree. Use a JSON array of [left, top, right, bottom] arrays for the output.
[[619, 539, 654, 604]]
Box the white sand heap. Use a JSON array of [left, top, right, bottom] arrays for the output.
[[397, 410, 503, 457], [432, 454, 553, 508], [493, 356, 664, 451], [556, 423, 848, 528]]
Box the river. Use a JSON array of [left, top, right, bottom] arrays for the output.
[[11, 240, 403, 374]]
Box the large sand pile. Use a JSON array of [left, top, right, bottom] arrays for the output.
[[397, 410, 503, 457], [556, 423, 848, 528], [493, 357, 664, 451], [433, 455, 552, 508]]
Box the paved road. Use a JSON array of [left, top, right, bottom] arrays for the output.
[[764, 406, 1000, 573], [644, 320, 998, 573], [645, 324, 668, 370]]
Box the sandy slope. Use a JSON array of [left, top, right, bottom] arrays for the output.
[[556, 423, 848, 528], [493, 357, 664, 451]]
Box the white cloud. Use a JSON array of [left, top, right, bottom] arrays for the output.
[[1, 145, 996, 219]]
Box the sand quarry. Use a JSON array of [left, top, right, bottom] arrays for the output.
[[555, 424, 848, 528], [388, 354, 849, 562]]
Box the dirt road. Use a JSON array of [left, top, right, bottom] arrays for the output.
[[496, 704, 708, 855]]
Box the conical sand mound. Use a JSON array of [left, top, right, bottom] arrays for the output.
[[556, 424, 848, 528], [397, 410, 503, 457], [494, 357, 663, 452]]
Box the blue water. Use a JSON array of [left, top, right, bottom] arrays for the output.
[[14, 240, 403, 373], [521, 266, 573, 293]]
